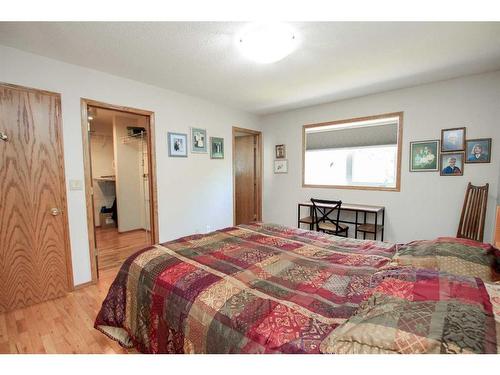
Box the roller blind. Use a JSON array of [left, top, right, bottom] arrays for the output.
[[306, 122, 398, 151]]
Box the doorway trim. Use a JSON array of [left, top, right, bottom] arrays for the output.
[[232, 126, 263, 226], [80, 98, 159, 283]]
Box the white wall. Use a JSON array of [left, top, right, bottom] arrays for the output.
[[262, 71, 500, 244], [0, 45, 260, 286], [2, 43, 499, 286]]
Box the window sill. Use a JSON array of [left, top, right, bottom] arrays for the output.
[[302, 183, 400, 192]]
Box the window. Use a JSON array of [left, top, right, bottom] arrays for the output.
[[302, 113, 403, 191]]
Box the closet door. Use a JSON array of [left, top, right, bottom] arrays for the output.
[[0, 83, 72, 313], [235, 135, 257, 225]]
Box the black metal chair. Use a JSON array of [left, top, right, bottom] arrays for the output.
[[310, 198, 349, 237]]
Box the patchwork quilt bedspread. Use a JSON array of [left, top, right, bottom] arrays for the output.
[[320, 267, 500, 354], [95, 223, 397, 353]]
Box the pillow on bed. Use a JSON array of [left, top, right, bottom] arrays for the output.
[[390, 237, 499, 282], [320, 268, 500, 354]]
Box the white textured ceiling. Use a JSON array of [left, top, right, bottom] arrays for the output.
[[1, 22, 500, 114]]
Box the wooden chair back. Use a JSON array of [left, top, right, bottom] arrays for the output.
[[310, 198, 342, 234], [457, 182, 489, 242]]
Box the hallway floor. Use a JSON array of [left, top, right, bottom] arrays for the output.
[[96, 227, 151, 270]]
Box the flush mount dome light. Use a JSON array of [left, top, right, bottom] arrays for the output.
[[236, 22, 298, 64]]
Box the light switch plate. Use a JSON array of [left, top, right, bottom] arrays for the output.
[[69, 179, 83, 191]]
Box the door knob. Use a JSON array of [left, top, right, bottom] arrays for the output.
[[0, 131, 8, 142], [50, 208, 61, 216]]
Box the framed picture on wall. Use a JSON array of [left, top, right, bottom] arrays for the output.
[[441, 127, 466, 152], [275, 144, 286, 159], [465, 138, 491, 163], [210, 137, 224, 159], [440, 152, 464, 176], [274, 159, 288, 174], [168, 132, 188, 157], [190, 127, 207, 153], [409, 140, 440, 172]]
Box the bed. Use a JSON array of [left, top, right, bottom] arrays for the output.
[[95, 223, 500, 354]]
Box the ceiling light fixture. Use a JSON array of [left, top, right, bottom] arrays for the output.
[[236, 22, 298, 64]]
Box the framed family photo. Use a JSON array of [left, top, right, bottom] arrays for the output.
[[409, 140, 439, 172], [465, 138, 491, 163], [440, 152, 464, 176], [275, 144, 286, 159], [210, 137, 224, 159], [168, 132, 188, 157], [190, 127, 207, 153], [441, 127, 466, 152], [274, 159, 288, 174]]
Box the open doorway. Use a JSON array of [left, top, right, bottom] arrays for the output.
[[81, 99, 158, 282], [233, 127, 262, 225]]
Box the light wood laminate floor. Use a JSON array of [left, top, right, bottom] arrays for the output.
[[96, 227, 151, 270], [0, 267, 135, 354], [0, 227, 151, 353]]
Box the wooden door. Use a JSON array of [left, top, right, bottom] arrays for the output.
[[0, 83, 72, 313], [235, 135, 257, 225]]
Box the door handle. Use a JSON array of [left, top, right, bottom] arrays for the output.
[[50, 208, 61, 216], [0, 131, 8, 142]]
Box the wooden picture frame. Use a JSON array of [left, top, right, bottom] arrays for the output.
[[275, 144, 286, 159], [440, 152, 465, 176], [465, 138, 492, 163], [441, 127, 466, 152]]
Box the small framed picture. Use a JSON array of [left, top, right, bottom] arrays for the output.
[[275, 144, 286, 159], [465, 138, 491, 163], [168, 132, 188, 157], [441, 127, 466, 152], [274, 159, 288, 174], [210, 137, 224, 159], [440, 152, 464, 176], [190, 127, 207, 153], [409, 140, 440, 172]]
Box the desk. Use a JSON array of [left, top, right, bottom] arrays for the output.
[[298, 202, 385, 241]]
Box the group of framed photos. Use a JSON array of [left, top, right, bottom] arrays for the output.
[[410, 127, 492, 176], [168, 127, 224, 159], [274, 144, 288, 173]]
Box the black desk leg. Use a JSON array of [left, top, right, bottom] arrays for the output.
[[363, 212, 367, 240], [374, 212, 378, 241], [381, 209, 385, 241], [297, 204, 300, 228], [355, 210, 358, 239], [309, 206, 313, 230]]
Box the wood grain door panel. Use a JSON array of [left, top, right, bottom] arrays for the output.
[[235, 135, 256, 225], [0, 84, 71, 313]]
